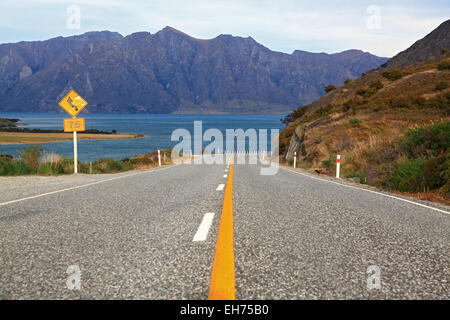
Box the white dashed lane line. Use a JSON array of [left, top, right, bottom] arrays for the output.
[[193, 213, 215, 242], [216, 184, 225, 191]]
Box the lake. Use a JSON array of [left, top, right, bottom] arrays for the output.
[[0, 113, 287, 162]]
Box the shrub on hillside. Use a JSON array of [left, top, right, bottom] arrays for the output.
[[324, 85, 336, 93], [382, 69, 404, 81], [342, 99, 356, 112], [390, 158, 428, 192], [349, 118, 363, 126], [435, 81, 448, 91], [292, 106, 308, 120], [437, 61, 450, 71], [400, 121, 450, 158], [321, 159, 332, 168], [315, 104, 333, 117], [356, 86, 380, 98], [390, 156, 446, 193]]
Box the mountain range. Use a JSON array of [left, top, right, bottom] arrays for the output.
[[0, 27, 388, 114]]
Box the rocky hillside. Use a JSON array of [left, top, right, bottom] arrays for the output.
[[280, 21, 450, 201], [0, 27, 387, 113]]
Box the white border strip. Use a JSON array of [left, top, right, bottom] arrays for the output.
[[0, 165, 178, 207], [281, 166, 450, 215]]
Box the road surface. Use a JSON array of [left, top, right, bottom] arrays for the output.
[[0, 158, 448, 299]]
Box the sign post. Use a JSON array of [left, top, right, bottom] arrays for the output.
[[58, 90, 88, 174], [73, 129, 78, 173]]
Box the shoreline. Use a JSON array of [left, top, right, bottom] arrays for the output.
[[0, 132, 144, 145]]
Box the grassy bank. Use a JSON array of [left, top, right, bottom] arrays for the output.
[[0, 145, 172, 176], [292, 120, 450, 203]]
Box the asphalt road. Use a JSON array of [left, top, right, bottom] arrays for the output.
[[0, 158, 448, 299]]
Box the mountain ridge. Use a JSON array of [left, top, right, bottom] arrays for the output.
[[0, 27, 388, 114]]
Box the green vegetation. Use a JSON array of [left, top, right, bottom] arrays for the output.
[[399, 121, 449, 159], [321, 159, 331, 168], [382, 69, 404, 81], [437, 61, 450, 71], [315, 104, 333, 117], [389, 158, 445, 193], [0, 145, 172, 176], [349, 118, 363, 126], [291, 105, 309, 121], [356, 81, 383, 98], [374, 122, 448, 196], [324, 85, 336, 93], [435, 81, 448, 91], [17, 145, 43, 170]]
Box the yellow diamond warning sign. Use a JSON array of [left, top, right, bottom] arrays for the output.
[[58, 90, 87, 117]]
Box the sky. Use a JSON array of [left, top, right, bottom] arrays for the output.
[[0, 0, 449, 57]]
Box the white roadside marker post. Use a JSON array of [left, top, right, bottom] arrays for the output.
[[294, 152, 297, 169], [336, 155, 341, 179], [73, 119, 78, 174], [158, 149, 161, 167]]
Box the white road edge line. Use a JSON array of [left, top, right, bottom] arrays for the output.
[[193, 212, 215, 242], [281, 166, 450, 215], [0, 164, 179, 207], [216, 184, 225, 191]]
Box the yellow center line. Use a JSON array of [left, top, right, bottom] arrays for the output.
[[208, 161, 235, 300]]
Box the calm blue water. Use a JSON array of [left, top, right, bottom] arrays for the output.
[[0, 113, 287, 162]]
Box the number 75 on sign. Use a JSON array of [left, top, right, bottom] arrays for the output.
[[64, 118, 86, 132]]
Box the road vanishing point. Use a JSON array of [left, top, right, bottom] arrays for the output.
[[0, 156, 449, 299]]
